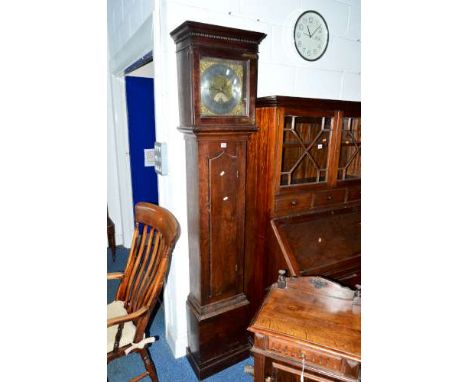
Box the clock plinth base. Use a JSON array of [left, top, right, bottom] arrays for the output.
[[186, 344, 250, 380], [186, 297, 251, 380]]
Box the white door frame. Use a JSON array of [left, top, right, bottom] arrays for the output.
[[109, 8, 190, 359], [108, 15, 154, 247]]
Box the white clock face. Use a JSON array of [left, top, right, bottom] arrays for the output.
[[294, 11, 329, 61]]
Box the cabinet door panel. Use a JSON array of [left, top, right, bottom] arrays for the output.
[[337, 117, 361, 181], [280, 116, 333, 186]]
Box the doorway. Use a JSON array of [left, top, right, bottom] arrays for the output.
[[125, 58, 158, 207]]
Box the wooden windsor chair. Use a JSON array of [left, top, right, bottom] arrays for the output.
[[107, 202, 180, 382]]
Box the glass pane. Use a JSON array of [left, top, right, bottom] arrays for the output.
[[280, 174, 290, 185], [280, 116, 331, 186], [338, 117, 361, 180]]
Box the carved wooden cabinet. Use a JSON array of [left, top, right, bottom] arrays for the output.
[[245, 96, 361, 310], [248, 276, 361, 382], [170, 21, 266, 379]]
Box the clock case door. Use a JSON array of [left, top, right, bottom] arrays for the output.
[[185, 132, 252, 379]]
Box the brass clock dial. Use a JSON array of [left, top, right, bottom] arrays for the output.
[[200, 57, 247, 116]]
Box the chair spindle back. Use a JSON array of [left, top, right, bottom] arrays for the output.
[[116, 203, 179, 315]]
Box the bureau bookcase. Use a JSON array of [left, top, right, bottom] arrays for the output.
[[245, 96, 361, 312]]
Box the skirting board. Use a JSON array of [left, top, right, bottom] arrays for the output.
[[166, 325, 188, 359]]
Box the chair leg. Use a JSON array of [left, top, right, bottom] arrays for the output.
[[109, 232, 116, 262], [139, 347, 159, 382], [107, 214, 116, 262]]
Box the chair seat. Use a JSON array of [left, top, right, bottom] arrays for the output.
[[107, 300, 136, 353]]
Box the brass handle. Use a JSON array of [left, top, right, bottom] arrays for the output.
[[291, 200, 298, 206]]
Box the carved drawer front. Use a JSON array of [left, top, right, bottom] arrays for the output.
[[313, 189, 346, 208], [268, 338, 342, 374], [268, 337, 361, 380], [275, 193, 312, 215]]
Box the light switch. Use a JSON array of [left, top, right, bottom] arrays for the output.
[[154, 142, 168, 175], [144, 149, 155, 167]]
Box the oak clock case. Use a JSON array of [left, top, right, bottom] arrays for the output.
[[170, 21, 266, 380], [294, 10, 329, 61]]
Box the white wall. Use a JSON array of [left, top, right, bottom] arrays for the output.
[[108, 0, 360, 359], [108, 0, 155, 57], [127, 61, 154, 78], [159, 0, 360, 100], [107, 0, 156, 245], [107, 51, 123, 245]]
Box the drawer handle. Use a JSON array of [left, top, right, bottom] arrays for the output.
[[327, 195, 333, 200], [290, 200, 298, 206]]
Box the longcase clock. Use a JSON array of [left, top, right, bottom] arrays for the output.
[[170, 21, 266, 379]]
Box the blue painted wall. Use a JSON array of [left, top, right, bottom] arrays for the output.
[[125, 76, 158, 206]]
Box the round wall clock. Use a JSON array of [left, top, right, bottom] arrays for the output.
[[293, 11, 329, 61]]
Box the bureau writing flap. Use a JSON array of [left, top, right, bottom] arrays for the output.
[[271, 205, 361, 276]]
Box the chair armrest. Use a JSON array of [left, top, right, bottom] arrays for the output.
[[107, 272, 124, 280], [107, 306, 149, 327]]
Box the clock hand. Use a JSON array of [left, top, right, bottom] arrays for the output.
[[310, 26, 321, 39], [306, 26, 312, 38], [223, 79, 232, 92], [210, 84, 223, 92]]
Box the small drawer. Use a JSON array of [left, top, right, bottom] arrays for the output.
[[275, 194, 312, 214], [313, 189, 346, 207], [268, 337, 343, 374], [347, 188, 361, 202]]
